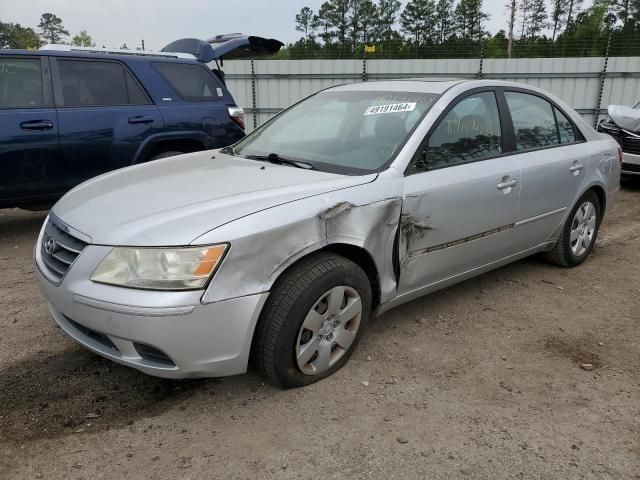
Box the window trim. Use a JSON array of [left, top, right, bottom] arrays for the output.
[[499, 87, 586, 154], [151, 61, 223, 103], [51, 57, 153, 108], [0, 55, 51, 110], [405, 87, 508, 175], [405, 86, 588, 177]]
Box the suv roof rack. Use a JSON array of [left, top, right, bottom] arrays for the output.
[[39, 44, 196, 60]]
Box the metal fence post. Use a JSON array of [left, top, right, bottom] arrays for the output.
[[362, 52, 367, 82], [250, 58, 257, 130], [477, 38, 485, 80], [593, 31, 612, 127]]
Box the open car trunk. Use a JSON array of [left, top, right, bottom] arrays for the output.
[[161, 34, 283, 63]]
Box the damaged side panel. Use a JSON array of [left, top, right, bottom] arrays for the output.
[[197, 178, 404, 304]]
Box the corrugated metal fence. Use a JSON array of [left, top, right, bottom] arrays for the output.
[[217, 57, 640, 132]]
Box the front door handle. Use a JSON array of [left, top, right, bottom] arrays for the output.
[[20, 120, 54, 130], [128, 115, 154, 125], [497, 179, 517, 190], [569, 163, 584, 173]]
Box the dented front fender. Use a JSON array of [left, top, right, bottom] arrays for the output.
[[196, 174, 405, 304]]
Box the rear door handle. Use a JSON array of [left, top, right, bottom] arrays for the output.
[[20, 120, 54, 130], [128, 115, 154, 125], [497, 179, 517, 189], [569, 163, 584, 172]]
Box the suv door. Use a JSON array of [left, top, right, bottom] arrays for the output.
[[51, 58, 164, 189], [398, 90, 521, 296], [0, 56, 60, 206], [501, 90, 591, 250]]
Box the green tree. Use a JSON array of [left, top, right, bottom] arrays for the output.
[[38, 13, 69, 44], [401, 0, 437, 46], [296, 7, 317, 45], [359, 0, 378, 44], [454, 0, 489, 40], [434, 0, 455, 44], [377, 0, 402, 47], [0, 21, 41, 49], [71, 30, 94, 47], [315, 3, 336, 45], [527, 0, 549, 39]]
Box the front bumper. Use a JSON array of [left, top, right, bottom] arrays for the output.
[[621, 151, 640, 175], [35, 234, 268, 379]]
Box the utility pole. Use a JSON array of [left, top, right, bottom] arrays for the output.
[[506, 0, 517, 59], [141, 38, 145, 51]]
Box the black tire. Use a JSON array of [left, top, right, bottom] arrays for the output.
[[149, 150, 184, 161], [545, 190, 601, 267], [254, 252, 372, 389]]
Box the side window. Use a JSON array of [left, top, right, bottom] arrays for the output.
[[505, 92, 559, 150], [57, 60, 149, 107], [153, 62, 221, 101], [555, 107, 576, 144], [417, 91, 502, 171], [0, 58, 44, 109]]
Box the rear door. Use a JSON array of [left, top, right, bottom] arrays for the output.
[[52, 57, 164, 189], [501, 90, 591, 250], [398, 90, 521, 295], [0, 55, 61, 205]]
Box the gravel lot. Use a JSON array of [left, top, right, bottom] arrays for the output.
[[1, 182, 638, 480]]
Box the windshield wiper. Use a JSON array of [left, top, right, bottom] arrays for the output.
[[244, 153, 315, 170]]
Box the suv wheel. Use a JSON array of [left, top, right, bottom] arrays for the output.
[[254, 252, 372, 388], [150, 151, 184, 161]]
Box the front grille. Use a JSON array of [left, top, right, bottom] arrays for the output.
[[67, 317, 119, 352], [622, 162, 640, 173], [40, 217, 88, 282], [620, 136, 640, 155]]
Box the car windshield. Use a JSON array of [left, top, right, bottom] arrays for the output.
[[233, 90, 439, 174]]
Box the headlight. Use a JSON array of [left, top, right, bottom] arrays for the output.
[[90, 244, 228, 290]]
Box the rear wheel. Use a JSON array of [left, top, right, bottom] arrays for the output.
[[149, 150, 184, 161], [254, 252, 372, 388], [545, 190, 601, 267]]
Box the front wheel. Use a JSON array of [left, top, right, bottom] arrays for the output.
[[545, 190, 601, 267], [254, 252, 372, 388]]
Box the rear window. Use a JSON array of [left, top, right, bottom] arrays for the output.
[[0, 58, 44, 109], [153, 62, 221, 101]]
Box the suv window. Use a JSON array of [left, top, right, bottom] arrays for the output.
[[505, 92, 560, 150], [420, 91, 502, 171], [0, 58, 44, 109], [153, 62, 220, 101], [57, 59, 149, 107]]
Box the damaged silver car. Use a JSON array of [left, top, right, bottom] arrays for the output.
[[598, 102, 640, 176], [35, 80, 621, 388]]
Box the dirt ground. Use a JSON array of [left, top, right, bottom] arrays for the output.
[[1, 182, 638, 480]]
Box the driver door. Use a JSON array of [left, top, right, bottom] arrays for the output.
[[398, 90, 521, 296]]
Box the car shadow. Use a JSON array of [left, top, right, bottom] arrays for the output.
[[0, 208, 47, 242]]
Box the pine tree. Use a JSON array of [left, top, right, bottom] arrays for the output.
[[527, 0, 549, 39], [401, 0, 437, 46], [295, 7, 317, 45], [434, 0, 455, 44], [454, 0, 489, 40], [377, 0, 402, 48], [38, 13, 68, 44]]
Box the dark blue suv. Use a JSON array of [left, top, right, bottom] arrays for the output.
[[0, 35, 282, 209]]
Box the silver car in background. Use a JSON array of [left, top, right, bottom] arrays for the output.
[[35, 80, 621, 388]]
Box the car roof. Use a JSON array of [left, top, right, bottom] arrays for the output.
[[328, 79, 542, 95], [0, 48, 200, 64]]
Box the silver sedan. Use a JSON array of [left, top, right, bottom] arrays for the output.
[[35, 80, 621, 388]]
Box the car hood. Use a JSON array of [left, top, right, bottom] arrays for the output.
[[52, 151, 376, 246]]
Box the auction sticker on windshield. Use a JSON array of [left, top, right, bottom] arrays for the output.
[[364, 102, 416, 116]]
